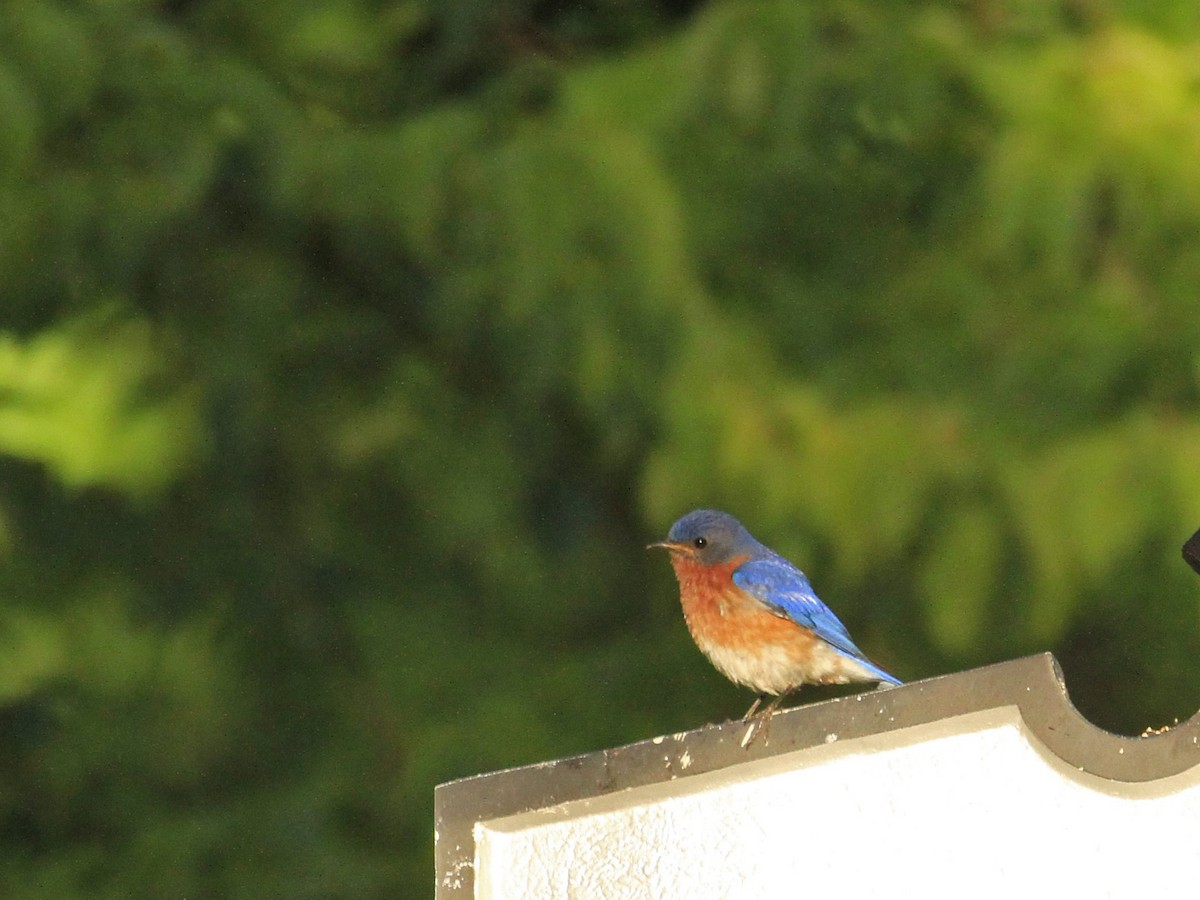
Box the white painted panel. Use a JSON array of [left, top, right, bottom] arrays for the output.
[[475, 711, 1200, 899]]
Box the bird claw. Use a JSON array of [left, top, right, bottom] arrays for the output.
[[740, 716, 767, 748]]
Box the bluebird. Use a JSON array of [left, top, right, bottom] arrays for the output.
[[649, 509, 900, 745]]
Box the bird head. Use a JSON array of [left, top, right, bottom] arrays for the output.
[[647, 509, 760, 566]]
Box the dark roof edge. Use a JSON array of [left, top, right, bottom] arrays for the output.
[[435, 653, 1200, 897]]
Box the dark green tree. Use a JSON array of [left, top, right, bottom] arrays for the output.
[[2, 1, 1199, 896]]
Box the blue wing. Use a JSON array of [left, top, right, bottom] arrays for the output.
[[732, 554, 901, 685]]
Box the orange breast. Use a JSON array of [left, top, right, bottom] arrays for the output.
[[674, 559, 801, 645], [668, 553, 857, 694]]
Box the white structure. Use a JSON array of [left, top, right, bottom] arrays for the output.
[[436, 654, 1200, 899]]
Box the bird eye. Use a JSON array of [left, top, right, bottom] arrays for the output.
[[693, 537, 707, 549]]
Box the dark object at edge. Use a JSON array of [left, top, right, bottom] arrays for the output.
[[1185, 528, 1200, 576]]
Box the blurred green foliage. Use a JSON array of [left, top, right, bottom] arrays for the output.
[[2, 0, 1200, 895]]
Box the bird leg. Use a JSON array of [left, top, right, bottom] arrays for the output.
[[739, 692, 790, 749], [743, 695, 767, 719]]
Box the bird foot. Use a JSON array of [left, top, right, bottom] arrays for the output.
[[740, 716, 767, 748], [739, 694, 787, 748]]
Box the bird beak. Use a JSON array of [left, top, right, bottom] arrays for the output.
[[646, 540, 693, 556]]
